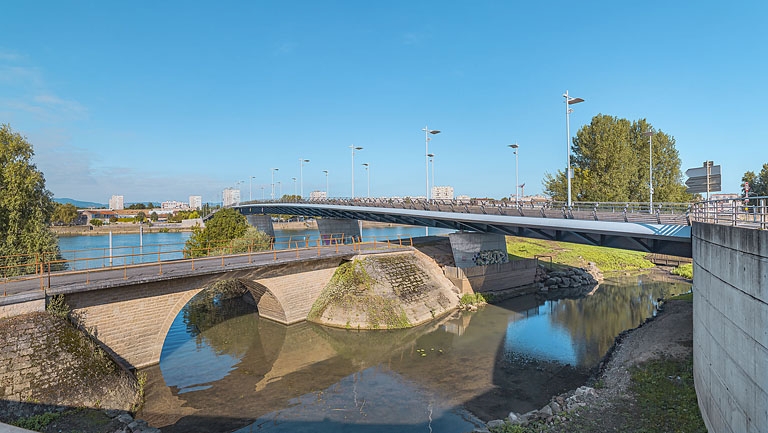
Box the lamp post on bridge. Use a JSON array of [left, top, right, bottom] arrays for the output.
[[564, 91, 584, 208], [428, 153, 435, 196], [249, 176, 257, 201], [299, 158, 310, 199], [362, 163, 370, 198], [508, 143, 519, 204], [422, 126, 440, 200], [644, 129, 654, 214], [271, 168, 279, 200], [291, 177, 297, 197], [350, 145, 363, 198], [323, 170, 329, 198]]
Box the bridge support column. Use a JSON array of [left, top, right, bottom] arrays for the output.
[[317, 218, 361, 244], [246, 214, 275, 238], [448, 232, 508, 268]]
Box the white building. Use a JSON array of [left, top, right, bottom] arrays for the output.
[[223, 188, 240, 207], [109, 195, 124, 210], [431, 186, 454, 201], [161, 200, 190, 210], [189, 195, 202, 210], [309, 190, 327, 200]]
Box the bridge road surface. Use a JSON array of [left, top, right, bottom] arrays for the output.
[[1, 242, 411, 301]]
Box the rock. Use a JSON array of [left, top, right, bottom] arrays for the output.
[[507, 412, 522, 424], [117, 413, 134, 424], [141, 428, 162, 433], [539, 404, 553, 417], [473, 428, 491, 433], [486, 419, 506, 429], [549, 401, 562, 414], [104, 409, 122, 418]]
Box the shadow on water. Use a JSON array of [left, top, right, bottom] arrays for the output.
[[139, 270, 690, 431]]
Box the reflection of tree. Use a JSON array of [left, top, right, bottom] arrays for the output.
[[547, 272, 691, 366], [182, 280, 251, 341]]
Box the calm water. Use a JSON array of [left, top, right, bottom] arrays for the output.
[[138, 272, 691, 432]]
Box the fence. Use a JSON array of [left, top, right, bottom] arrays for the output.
[[690, 196, 768, 229]]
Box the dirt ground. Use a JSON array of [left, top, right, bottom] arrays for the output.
[[527, 299, 695, 433]]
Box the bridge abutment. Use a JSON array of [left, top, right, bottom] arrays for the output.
[[317, 218, 360, 243], [693, 222, 767, 432]]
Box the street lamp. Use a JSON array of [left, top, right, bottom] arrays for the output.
[[427, 153, 435, 197], [271, 168, 279, 200], [299, 158, 310, 199], [249, 176, 257, 201], [362, 163, 370, 198], [235, 180, 245, 205], [508, 144, 519, 204], [261, 186, 265, 200], [323, 170, 329, 198], [564, 91, 584, 208], [644, 129, 654, 213], [422, 126, 440, 200], [292, 177, 297, 197], [350, 145, 363, 198]]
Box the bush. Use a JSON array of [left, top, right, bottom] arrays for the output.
[[671, 263, 693, 279]]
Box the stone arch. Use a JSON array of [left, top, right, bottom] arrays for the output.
[[237, 279, 288, 324], [148, 287, 205, 368]]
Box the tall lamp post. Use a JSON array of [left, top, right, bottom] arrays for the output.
[[323, 170, 329, 198], [249, 176, 257, 201], [508, 143, 519, 204], [428, 153, 435, 196], [422, 126, 440, 200], [271, 168, 279, 200], [235, 180, 245, 205], [644, 129, 654, 213], [350, 145, 363, 198], [564, 91, 584, 208], [362, 163, 370, 198], [291, 177, 297, 197], [299, 158, 310, 199]]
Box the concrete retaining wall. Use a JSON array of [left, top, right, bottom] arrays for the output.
[[246, 214, 275, 238], [448, 232, 508, 268], [692, 222, 767, 433], [317, 218, 360, 241], [444, 260, 538, 294]]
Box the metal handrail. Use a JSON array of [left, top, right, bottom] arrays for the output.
[[690, 196, 768, 229]]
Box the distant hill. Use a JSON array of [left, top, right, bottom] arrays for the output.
[[53, 198, 106, 209]]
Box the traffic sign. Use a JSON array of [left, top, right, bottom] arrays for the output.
[[685, 164, 721, 178], [685, 161, 721, 194]]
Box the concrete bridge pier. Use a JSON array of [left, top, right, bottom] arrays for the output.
[[246, 214, 275, 238], [317, 218, 361, 244], [448, 232, 508, 268]]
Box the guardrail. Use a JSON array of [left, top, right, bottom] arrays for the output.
[[1, 234, 415, 293], [690, 196, 768, 229]]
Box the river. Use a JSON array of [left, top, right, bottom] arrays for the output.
[[56, 229, 691, 432]]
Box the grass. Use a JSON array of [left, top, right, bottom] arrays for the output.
[[672, 263, 694, 279], [459, 292, 487, 305], [668, 292, 693, 301], [506, 236, 654, 271], [13, 411, 61, 430], [629, 357, 707, 433]]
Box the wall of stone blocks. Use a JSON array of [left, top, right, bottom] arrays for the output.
[[692, 223, 767, 433]]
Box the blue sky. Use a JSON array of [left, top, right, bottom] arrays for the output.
[[2, 1, 766, 204]]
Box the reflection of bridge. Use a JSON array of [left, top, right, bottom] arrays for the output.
[[236, 199, 694, 257]]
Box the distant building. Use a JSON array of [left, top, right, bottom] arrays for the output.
[[223, 188, 240, 207], [431, 186, 454, 201], [189, 195, 202, 210], [456, 195, 471, 203], [309, 190, 327, 200], [109, 195, 124, 210], [161, 200, 190, 210]]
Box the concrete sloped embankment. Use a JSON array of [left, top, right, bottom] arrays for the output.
[[307, 250, 461, 329]]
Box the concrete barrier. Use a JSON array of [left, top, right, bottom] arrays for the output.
[[692, 222, 767, 433]]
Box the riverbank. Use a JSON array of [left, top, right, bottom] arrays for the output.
[[484, 297, 705, 433]]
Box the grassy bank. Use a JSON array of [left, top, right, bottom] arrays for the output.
[[505, 236, 654, 271]]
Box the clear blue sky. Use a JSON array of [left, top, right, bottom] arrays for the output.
[[2, 1, 766, 204]]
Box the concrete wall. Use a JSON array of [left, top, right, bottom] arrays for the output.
[[692, 223, 767, 433], [444, 260, 538, 295], [317, 218, 360, 242], [448, 232, 508, 268], [246, 214, 275, 238]]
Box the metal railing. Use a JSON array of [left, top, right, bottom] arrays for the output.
[[690, 196, 768, 229], [1, 234, 415, 294]]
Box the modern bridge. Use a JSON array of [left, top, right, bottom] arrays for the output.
[[236, 199, 695, 257]]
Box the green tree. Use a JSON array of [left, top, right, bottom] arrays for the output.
[[91, 219, 103, 227], [150, 211, 159, 222], [184, 208, 249, 257], [742, 163, 768, 197], [135, 211, 146, 223], [52, 203, 78, 225], [0, 124, 60, 275], [543, 115, 691, 203], [127, 203, 146, 210]]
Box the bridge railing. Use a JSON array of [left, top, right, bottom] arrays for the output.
[[241, 198, 695, 225], [0, 235, 415, 293], [690, 196, 768, 229]]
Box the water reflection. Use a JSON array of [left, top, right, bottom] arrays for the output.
[[140, 270, 690, 431]]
